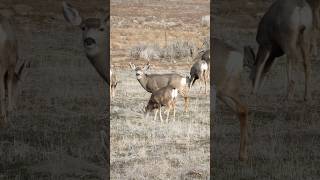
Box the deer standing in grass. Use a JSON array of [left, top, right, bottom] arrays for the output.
[[0, 15, 28, 127], [129, 62, 190, 112], [213, 38, 253, 161], [189, 60, 209, 94], [62, 1, 109, 85], [247, 0, 313, 101], [144, 85, 178, 123]]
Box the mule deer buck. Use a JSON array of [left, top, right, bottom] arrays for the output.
[[110, 69, 119, 98], [0, 15, 28, 127], [189, 60, 209, 94], [213, 38, 253, 161], [129, 62, 190, 112], [247, 0, 313, 101], [144, 85, 178, 123], [62, 1, 109, 84]]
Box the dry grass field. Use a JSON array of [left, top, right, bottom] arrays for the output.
[[213, 0, 320, 179], [0, 0, 108, 179], [110, 0, 210, 179]]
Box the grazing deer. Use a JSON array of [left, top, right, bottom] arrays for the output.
[[129, 62, 190, 112], [247, 0, 313, 101], [0, 15, 28, 127], [110, 69, 119, 98], [189, 60, 209, 94], [213, 38, 253, 161], [144, 85, 178, 123], [62, 1, 109, 84]]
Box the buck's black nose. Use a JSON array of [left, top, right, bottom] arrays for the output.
[[84, 38, 96, 46]]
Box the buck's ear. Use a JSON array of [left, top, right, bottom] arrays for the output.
[[62, 1, 82, 26], [143, 62, 150, 71], [101, 15, 109, 27]]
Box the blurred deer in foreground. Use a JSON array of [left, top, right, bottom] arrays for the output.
[[144, 85, 178, 123], [214, 38, 254, 161], [62, 1, 109, 84], [0, 15, 28, 127], [247, 0, 313, 101]]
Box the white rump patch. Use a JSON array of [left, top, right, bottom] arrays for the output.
[[180, 78, 187, 85], [291, 6, 312, 29], [201, 61, 208, 71], [225, 51, 243, 75], [171, 89, 178, 99]]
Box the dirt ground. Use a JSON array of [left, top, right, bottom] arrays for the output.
[[0, 0, 108, 179], [213, 0, 320, 179], [110, 0, 210, 179]]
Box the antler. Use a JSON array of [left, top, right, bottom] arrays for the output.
[[129, 62, 136, 70]]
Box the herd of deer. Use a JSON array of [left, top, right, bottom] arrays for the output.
[[126, 49, 209, 123], [0, 0, 318, 162]]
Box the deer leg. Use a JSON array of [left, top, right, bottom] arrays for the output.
[[154, 109, 158, 121], [237, 102, 248, 161], [311, 31, 318, 57], [300, 34, 312, 101], [166, 105, 170, 123], [159, 106, 163, 123], [173, 101, 176, 122], [218, 93, 248, 161], [286, 51, 298, 101], [184, 96, 189, 112], [7, 70, 15, 112], [252, 47, 270, 94], [180, 88, 189, 112], [259, 52, 277, 88], [204, 71, 208, 95], [112, 86, 116, 98], [0, 74, 7, 127]]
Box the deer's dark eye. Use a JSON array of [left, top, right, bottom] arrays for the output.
[[99, 27, 105, 31], [81, 26, 86, 31]]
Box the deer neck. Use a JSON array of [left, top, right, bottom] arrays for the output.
[[86, 49, 108, 84]]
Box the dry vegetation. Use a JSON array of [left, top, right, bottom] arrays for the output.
[[213, 0, 320, 179], [111, 0, 210, 179], [0, 0, 107, 179]]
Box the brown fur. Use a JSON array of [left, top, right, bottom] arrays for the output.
[[145, 86, 177, 123], [213, 38, 249, 161], [0, 16, 27, 127]]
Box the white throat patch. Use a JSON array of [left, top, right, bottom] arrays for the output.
[[180, 78, 187, 85]]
